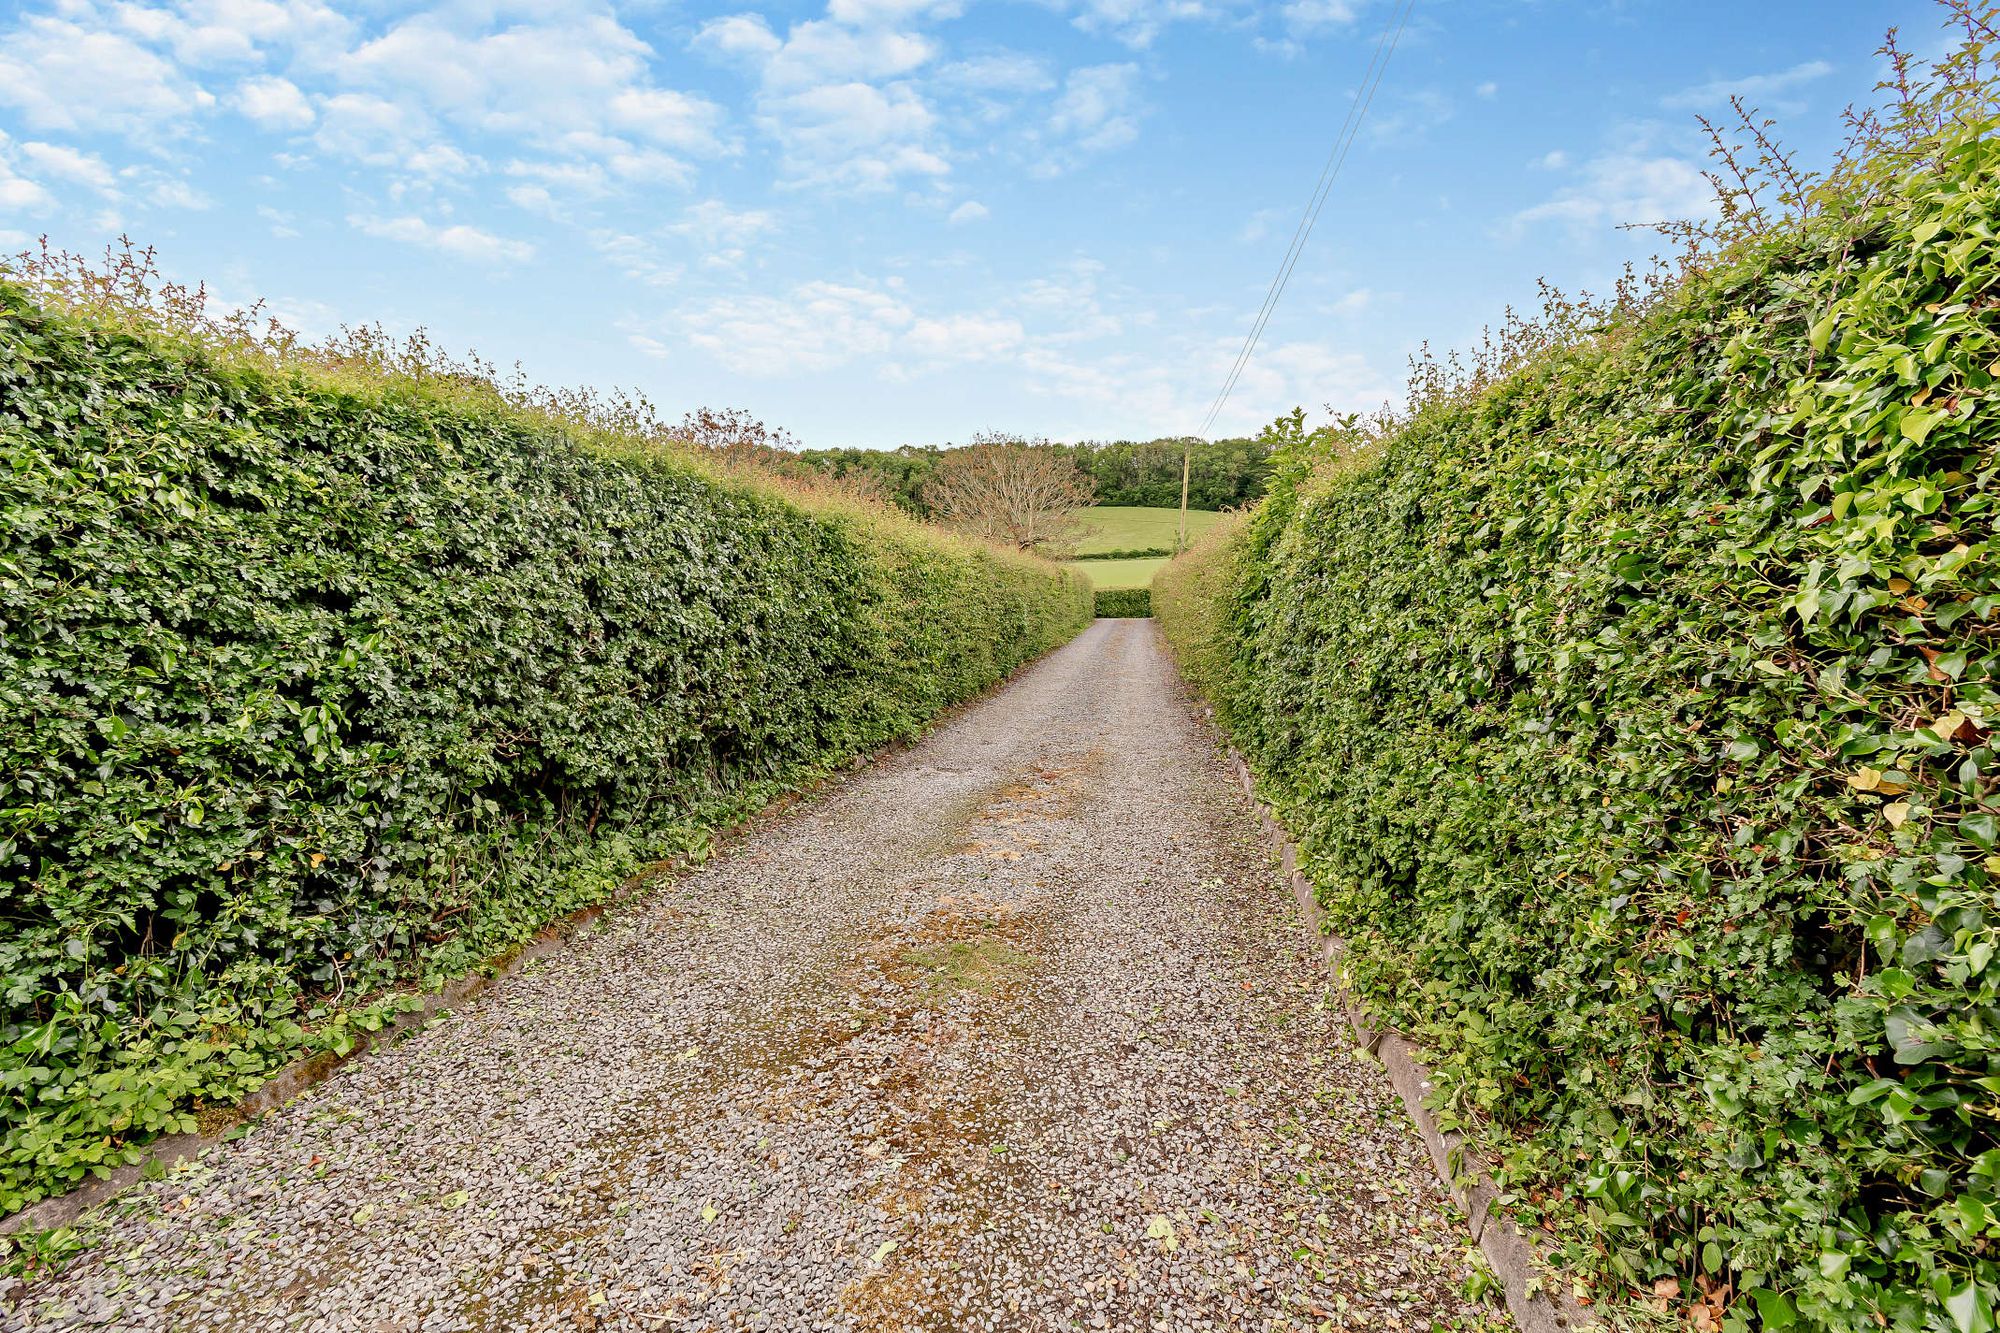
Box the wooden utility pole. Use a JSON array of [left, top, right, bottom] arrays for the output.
[[1177, 437, 1192, 554]]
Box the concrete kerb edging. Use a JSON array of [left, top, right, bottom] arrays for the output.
[[1223, 747, 1596, 1333]]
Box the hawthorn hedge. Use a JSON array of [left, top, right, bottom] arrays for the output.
[[1093, 587, 1152, 618], [1157, 118, 1999, 1330], [0, 281, 1092, 1212]]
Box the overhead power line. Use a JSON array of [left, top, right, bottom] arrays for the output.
[[1176, 0, 1415, 549]]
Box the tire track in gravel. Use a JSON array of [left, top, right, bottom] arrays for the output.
[[14, 620, 1508, 1333]]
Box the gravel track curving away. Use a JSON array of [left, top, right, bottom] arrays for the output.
[[16, 620, 1506, 1333]]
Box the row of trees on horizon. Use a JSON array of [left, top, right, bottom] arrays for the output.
[[669, 408, 1276, 552], [794, 434, 1275, 515]]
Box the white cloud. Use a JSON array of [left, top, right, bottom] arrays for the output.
[[595, 231, 685, 288], [1034, 63, 1143, 172], [1070, 0, 1220, 49], [114, 0, 353, 69], [0, 15, 216, 137], [1663, 60, 1834, 112], [1237, 206, 1285, 244], [508, 159, 611, 195], [314, 93, 428, 164], [760, 81, 947, 188], [336, 13, 728, 165], [145, 177, 213, 209], [20, 142, 116, 193], [937, 52, 1053, 94], [608, 89, 726, 150], [666, 280, 916, 374], [1328, 287, 1374, 315], [769, 23, 935, 91], [669, 199, 777, 248], [1281, 0, 1356, 32], [947, 200, 988, 224], [1050, 64, 1142, 150], [350, 213, 535, 264], [404, 143, 480, 178], [698, 14, 933, 91], [1475, 80, 1499, 99], [696, 10, 946, 188], [1512, 151, 1717, 234], [589, 200, 775, 286], [827, 0, 966, 25], [235, 75, 316, 131], [695, 14, 786, 63], [903, 312, 1025, 362], [0, 162, 55, 214], [1367, 88, 1453, 145], [506, 184, 558, 215]]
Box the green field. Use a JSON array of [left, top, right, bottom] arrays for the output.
[[1074, 506, 1221, 556], [1068, 556, 1168, 590]]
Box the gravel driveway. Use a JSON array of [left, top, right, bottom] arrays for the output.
[[15, 620, 1502, 1333]]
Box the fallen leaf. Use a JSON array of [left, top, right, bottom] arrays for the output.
[[1146, 1215, 1179, 1253], [350, 1204, 376, 1226]]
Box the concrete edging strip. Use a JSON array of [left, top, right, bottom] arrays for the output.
[[1222, 746, 1595, 1333]]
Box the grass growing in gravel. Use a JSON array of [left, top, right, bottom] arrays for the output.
[[899, 934, 1035, 997]]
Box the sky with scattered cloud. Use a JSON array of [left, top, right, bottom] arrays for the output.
[[0, 0, 1932, 446]]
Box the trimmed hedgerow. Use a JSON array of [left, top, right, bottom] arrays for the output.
[[1075, 546, 1173, 561], [1094, 587, 1153, 618], [0, 279, 1091, 1212], [1157, 107, 2000, 1331]]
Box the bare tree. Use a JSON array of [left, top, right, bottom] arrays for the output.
[[672, 407, 801, 459], [921, 433, 1096, 553]]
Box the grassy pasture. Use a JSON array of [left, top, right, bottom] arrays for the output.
[[1069, 555, 1168, 589], [1074, 505, 1222, 556]]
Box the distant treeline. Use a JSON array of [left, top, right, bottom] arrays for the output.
[[795, 436, 1271, 515]]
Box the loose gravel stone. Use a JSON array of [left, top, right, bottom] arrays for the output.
[[14, 621, 1507, 1333]]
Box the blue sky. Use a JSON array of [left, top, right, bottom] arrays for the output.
[[0, 0, 1938, 447]]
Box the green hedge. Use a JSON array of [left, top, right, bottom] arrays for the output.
[[1157, 118, 1999, 1331], [1093, 587, 1152, 618], [0, 280, 1092, 1212], [1074, 546, 1172, 561]]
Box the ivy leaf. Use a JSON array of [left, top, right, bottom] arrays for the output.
[[1900, 408, 1943, 445], [1752, 1290, 1797, 1329]]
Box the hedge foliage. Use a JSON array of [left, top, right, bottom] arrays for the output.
[[1075, 546, 1173, 562], [1093, 587, 1153, 618], [1157, 113, 2000, 1332], [0, 280, 1092, 1212]]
